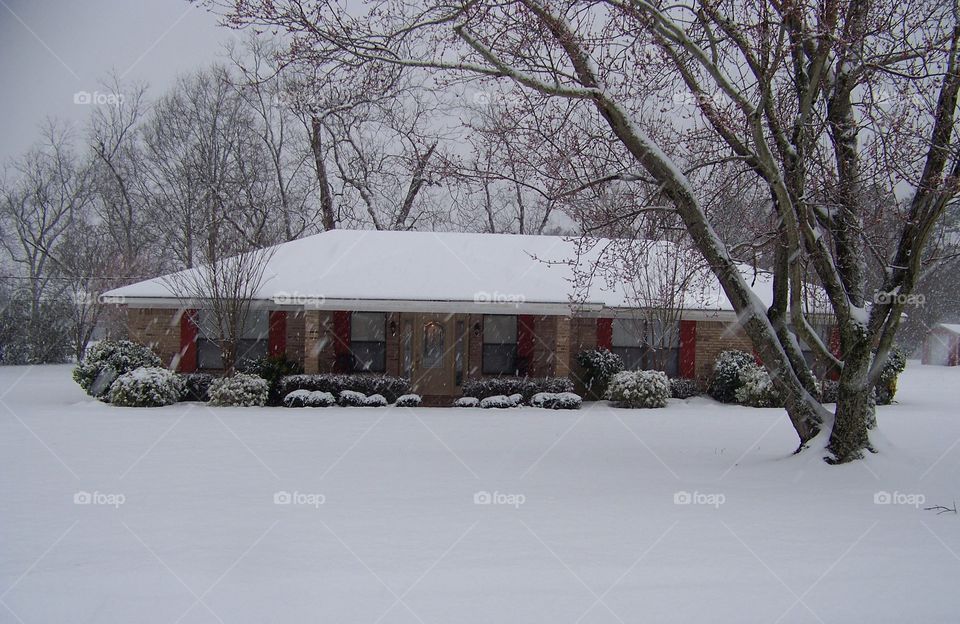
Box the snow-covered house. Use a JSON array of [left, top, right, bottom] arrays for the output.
[[101, 230, 836, 400], [922, 323, 960, 366]]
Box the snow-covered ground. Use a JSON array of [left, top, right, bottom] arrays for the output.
[[1, 363, 957, 623]]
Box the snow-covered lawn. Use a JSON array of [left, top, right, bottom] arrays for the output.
[[1, 363, 957, 623]]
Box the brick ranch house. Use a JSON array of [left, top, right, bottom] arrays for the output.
[[102, 230, 837, 401]]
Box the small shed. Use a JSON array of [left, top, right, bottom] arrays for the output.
[[922, 323, 960, 366]]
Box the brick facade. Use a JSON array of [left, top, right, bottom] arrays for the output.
[[127, 307, 185, 370], [692, 320, 753, 382]]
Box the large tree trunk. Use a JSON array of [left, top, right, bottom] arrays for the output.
[[828, 332, 875, 462]]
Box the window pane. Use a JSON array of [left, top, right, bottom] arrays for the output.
[[197, 338, 222, 369], [483, 315, 517, 344], [351, 341, 385, 372], [423, 321, 445, 369], [482, 344, 517, 375], [351, 312, 386, 341], [648, 319, 680, 348], [647, 347, 680, 377], [612, 346, 645, 370], [196, 309, 267, 340], [612, 318, 643, 347]]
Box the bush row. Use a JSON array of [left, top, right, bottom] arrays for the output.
[[279, 374, 410, 403], [460, 377, 574, 402]]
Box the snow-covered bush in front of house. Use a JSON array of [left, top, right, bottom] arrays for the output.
[[453, 397, 480, 408], [283, 389, 311, 407], [394, 394, 422, 408], [708, 350, 756, 403], [606, 370, 670, 408], [279, 374, 410, 403], [307, 391, 336, 407], [108, 367, 182, 408], [364, 393, 388, 407], [461, 377, 574, 402], [669, 378, 700, 399], [576, 348, 624, 399], [239, 355, 304, 405], [734, 364, 782, 408], [208, 373, 268, 407], [338, 390, 368, 407], [530, 392, 583, 410], [480, 395, 514, 408], [73, 339, 162, 399], [876, 346, 907, 405], [178, 372, 214, 402], [508, 393, 523, 407]]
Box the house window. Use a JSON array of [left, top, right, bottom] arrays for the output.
[[482, 315, 518, 375], [611, 317, 680, 377], [798, 324, 833, 377], [196, 309, 269, 370], [350, 312, 386, 372]]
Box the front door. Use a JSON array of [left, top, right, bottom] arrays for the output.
[[411, 313, 456, 396]]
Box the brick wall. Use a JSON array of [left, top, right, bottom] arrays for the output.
[[126, 307, 185, 370], [694, 320, 753, 382], [285, 311, 305, 364]]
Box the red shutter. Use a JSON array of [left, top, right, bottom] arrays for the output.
[[268, 311, 287, 357], [596, 318, 613, 350], [517, 315, 535, 359], [179, 309, 198, 373], [679, 320, 696, 379], [333, 311, 352, 372]]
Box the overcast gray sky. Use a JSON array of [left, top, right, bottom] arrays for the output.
[[0, 0, 233, 163]]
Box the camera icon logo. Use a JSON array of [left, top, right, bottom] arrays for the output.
[[274, 491, 292, 505], [673, 491, 692, 505], [473, 491, 492, 505], [874, 491, 892, 505], [73, 91, 92, 105], [74, 491, 92, 505]]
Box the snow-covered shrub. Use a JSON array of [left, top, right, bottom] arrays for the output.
[[820, 379, 839, 404], [606, 370, 670, 408], [208, 373, 268, 407], [453, 397, 480, 408], [73, 339, 162, 399], [338, 390, 368, 407], [876, 346, 907, 405], [283, 389, 312, 407], [530, 392, 583, 409], [108, 367, 182, 408], [364, 393, 388, 407], [480, 395, 514, 408], [179, 373, 214, 402], [394, 394, 422, 408], [461, 377, 574, 402], [669, 378, 700, 399], [508, 393, 524, 407], [576, 349, 624, 399], [708, 350, 756, 403], [279, 374, 410, 402], [734, 364, 782, 408], [240, 355, 304, 405], [307, 391, 336, 407]]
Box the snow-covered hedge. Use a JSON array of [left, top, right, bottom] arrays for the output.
[[734, 364, 782, 408], [508, 393, 523, 407], [73, 340, 162, 399], [239, 355, 304, 405], [282, 389, 336, 407], [708, 350, 756, 403], [576, 348, 624, 399], [669, 378, 700, 399], [453, 397, 480, 408], [338, 390, 368, 407], [208, 373, 268, 407], [480, 395, 514, 409], [364, 393, 388, 407], [394, 394, 422, 408], [530, 391, 583, 409], [461, 376, 574, 402], [107, 367, 182, 407], [178, 372, 214, 402], [876, 347, 907, 405], [279, 374, 410, 403], [606, 370, 670, 408]]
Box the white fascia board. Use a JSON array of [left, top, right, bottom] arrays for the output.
[[291, 297, 605, 315]]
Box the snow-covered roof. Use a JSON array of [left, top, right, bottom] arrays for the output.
[[101, 229, 795, 318], [935, 323, 960, 335]]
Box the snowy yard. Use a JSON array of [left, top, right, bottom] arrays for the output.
[[1, 363, 958, 624]]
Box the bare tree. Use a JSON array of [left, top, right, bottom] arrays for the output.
[[213, 0, 960, 462]]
